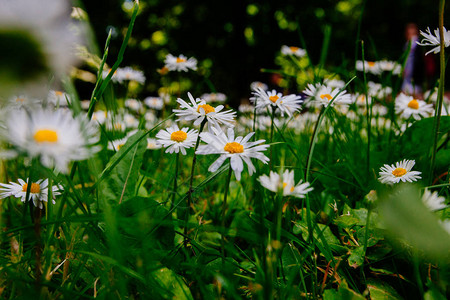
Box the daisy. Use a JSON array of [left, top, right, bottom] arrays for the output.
[[324, 78, 345, 89], [281, 45, 306, 57], [355, 60, 382, 75], [303, 83, 352, 107], [416, 27, 450, 55], [196, 126, 269, 181], [0, 0, 82, 96], [378, 159, 422, 184], [155, 124, 198, 155], [395, 93, 433, 120], [422, 189, 448, 211], [124, 99, 143, 112], [173, 92, 236, 129], [92, 110, 108, 124], [48, 90, 70, 107], [378, 60, 402, 75], [201, 93, 227, 103], [353, 93, 372, 107], [250, 87, 303, 117], [4, 95, 42, 110], [259, 170, 313, 198], [0, 178, 62, 209], [164, 54, 198, 72], [250, 81, 268, 91], [2, 109, 100, 173], [107, 137, 128, 151], [146, 138, 162, 150], [144, 97, 164, 110], [116, 67, 146, 84], [367, 81, 392, 99]]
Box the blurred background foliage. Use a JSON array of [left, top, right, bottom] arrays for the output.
[[80, 0, 442, 105]]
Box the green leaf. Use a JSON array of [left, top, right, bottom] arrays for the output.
[[323, 280, 365, 300], [377, 185, 450, 260], [366, 279, 403, 300], [348, 246, 365, 268], [357, 227, 384, 247], [153, 267, 194, 300], [100, 131, 147, 205]]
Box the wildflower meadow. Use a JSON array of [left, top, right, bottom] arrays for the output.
[[0, 0, 450, 299]]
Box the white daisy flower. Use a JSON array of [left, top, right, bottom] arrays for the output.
[[367, 81, 392, 99], [4, 95, 42, 110], [173, 92, 236, 129], [196, 126, 269, 181], [258, 170, 313, 198], [250, 88, 303, 117], [48, 90, 70, 107], [116, 67, 146, 84], [422, 189, 448, 211], [395, 93, 434, 120], [155, 124, 198, 155], [281, 45, 306, 57], [378, 60, 402, 75], [0, 0, 82, 96], [2, 109, 100, 173], [324, 78, 345, 89], [124, 99, 143, 112], [0, 178, 62, 209], [352, 93, 373, 107], [238, 103, 255, 114], [164, 54, 198, 72], [80, 100, 91, 110], [147, 138, 162, 150], [423, 88, 450, 103], [250, 81, 268, 91], [144, 97, 164, 110], [355, 60, 382, 75], [201, 93, 227, 103], [92, 110, 108, 124], [107, 137, 128, 151], [378, 159, 422, 184], [416, 27, 450, 55], [303, 83, 352, 107]]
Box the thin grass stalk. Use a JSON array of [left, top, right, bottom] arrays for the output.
[[184, 119, 207, 243], [220, 161, 233, 262], [269, 106, 276, 170], [429, 0, 446, 184]]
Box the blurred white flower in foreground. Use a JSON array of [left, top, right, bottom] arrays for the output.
[[422, 189, 448, 211], [259, 170, 313, 198]]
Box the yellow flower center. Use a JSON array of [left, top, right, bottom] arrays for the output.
[[407, 99, 419, 110], [289, 46, 299, 52], [224, 142, 244, 154], [392, 168, 407, 177], [170, 130, 188, 142], [22, 183, 40, 193], [320, 94, 333, 101], [283, 182, 295, 192], [33, 129, 58, 143], [176, 57, 186, 63], [269, 95, 279, 103], [55, 91, 63, 96], [197, 104, 215, 114], [117, 144, 124, 150], [16, 97, 25, 102], [368, 61, 376, 67]]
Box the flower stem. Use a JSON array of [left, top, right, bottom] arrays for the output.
[[184, 119, 207, 244], [269, 106, 276, 170], [221, 160, 233, 262], [171, 152, 180, 210], [430, 0, 446, 184]]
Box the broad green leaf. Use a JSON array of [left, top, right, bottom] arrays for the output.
[[366, 279, 403, 300], [323, 280, 365, 300], [348, 246, 365, 268], [357, 227, 384, 247], [153, 267, 193, 300]]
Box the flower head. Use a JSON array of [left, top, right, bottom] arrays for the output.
[[2, 108, 100, 173], [48, 90, 70, 107], [124, 99, 143, 112], [281, 45, 306, 57], [201, 93, 227, 103], [416, 27, 450, 55], [0, 178, 62, 209], [259, 170, 313, 198], [156, 124, 198, 155], [173, 92, 236, 129], [422, 189, 448, 211], [250, 87, 303, 117], [378, 159, 422, 184], [196, 126, 269, 181], [164, 54, 197, 72], [356, 60, 382, 75], [395, 93, 433, 120], [303, 83, 352, 107], [144, 97, 164, 110]]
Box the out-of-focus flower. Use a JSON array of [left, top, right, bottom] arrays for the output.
[[250, 81, 268, 91], [259, 170, 313, 198], [280, 45, 306, 57], [416, 27, 450, 55], [250, 88, 303, 117], [144, 97, 164, 110], [201, 93, 227, 103], [164, 54, 197, 72], [356, 60, 381, 75], [422, 189, 448, 211], [48, 90, 70, 107], [303, 83, 352, 107], [124, 99, 143, 112]]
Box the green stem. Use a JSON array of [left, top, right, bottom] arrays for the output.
[[361, 40, 372, 182], [184, 119, 207, 244], [171, 152, 180, 210], [269, 106, 276, 170], [430, 0, 446, 184], [221, 160, 233, 262]]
